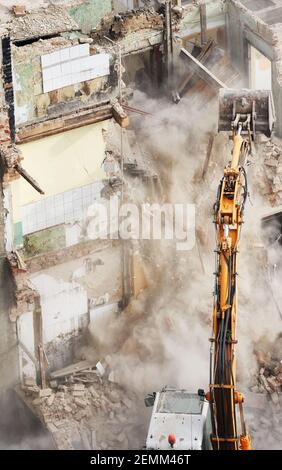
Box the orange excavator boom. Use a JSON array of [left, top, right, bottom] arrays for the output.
[[206, 88, 275, 450]]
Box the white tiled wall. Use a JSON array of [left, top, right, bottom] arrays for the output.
[[41, 44, 110, 93], [22, 181, 104, 235]]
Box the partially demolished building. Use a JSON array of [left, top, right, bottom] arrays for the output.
[[0, 1, 124, 392], [0, 0, 282, 451], [0, 0, 228, 397]]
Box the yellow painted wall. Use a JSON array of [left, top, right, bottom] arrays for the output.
[[11, 121, 108, 223]]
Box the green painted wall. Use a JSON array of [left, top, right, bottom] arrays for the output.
[[69, 0, 113, 34], [23, 225, 66, 258], [13, 61, 37, 125], [14, 222, 23, 248]]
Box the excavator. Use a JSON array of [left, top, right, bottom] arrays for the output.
[[145, 88, 275, 450]]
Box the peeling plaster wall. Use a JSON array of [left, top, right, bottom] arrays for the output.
[[31, 273, 88, 370], [10, 120, 108, 231], [17, 311, 36, 380], [12, 39, 117, 126], [6, 115, 123, 373], [29, 243, 122, 370], [69, 0, 113, 34], [31, 244, 123, 306]]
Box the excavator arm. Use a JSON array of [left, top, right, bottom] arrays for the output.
[[208, 130, 249, 450], [144, 89, 275, 451], [206, 89, 275, 450]]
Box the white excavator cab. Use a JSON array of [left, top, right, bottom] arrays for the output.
[[145, 388, 212, 450]]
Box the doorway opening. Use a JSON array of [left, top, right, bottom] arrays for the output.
[[249, 45, 272, 90]]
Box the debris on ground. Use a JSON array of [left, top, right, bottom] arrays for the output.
[[261, 138, 282, 205], [250, 336, 282, 409], [19, 360, 143, 450]]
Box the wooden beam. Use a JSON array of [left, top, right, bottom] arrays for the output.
[[200, 2, 207, 45], [18, 339, 38, 367], [165, 0, 174, 85], [15, 163, 44, 194], [16, 105, 113, 144], [38, 344, 46, 389], [176, 40, 214, 99], [50, 360, 96, 379], [112, 101, 129, 128], [202, 132, 215, 180], [180, 47, 227, 90]]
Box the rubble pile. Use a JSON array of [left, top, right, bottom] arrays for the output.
[[96, 8, 163, 40], [262, 138, 282, 204], [0, 143, 21, 169], [250, 360, 282, 406], [21, 364, 142, 450], [250, 336, 282, 410], [9, 5, 78, 41], [245, 337, 282, 445]]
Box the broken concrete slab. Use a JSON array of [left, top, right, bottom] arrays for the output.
[[24, 376, 36, 387], [38, 388, 52, 398], [265, 158, 279, 167], [267, 376, 280, 391], [71, 384, 85, 391], [23, 385, 40, 395], [96, 361, 105, 377], [49, 380, 58, 389], [47, 422, 59, 434], [10, 5, 79, 41], [64, 405, 72, 413], [88, 386, 99, 398], [53, 419, 68, 429], [32, 398, 42, 406], [72, 390, 85, 397], [50, 360, 96, 379], [46, 394, 55, 407], [12, 5, 27, 18], [75, 409, 87, 421], [74, 398, 87, 408]]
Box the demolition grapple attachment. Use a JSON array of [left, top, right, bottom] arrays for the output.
[[218, 88, 275, 138]]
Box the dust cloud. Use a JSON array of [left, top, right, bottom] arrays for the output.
[[84, 90, 282, 449]]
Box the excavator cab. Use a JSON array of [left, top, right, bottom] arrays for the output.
[[145, 387, 212, 450]]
